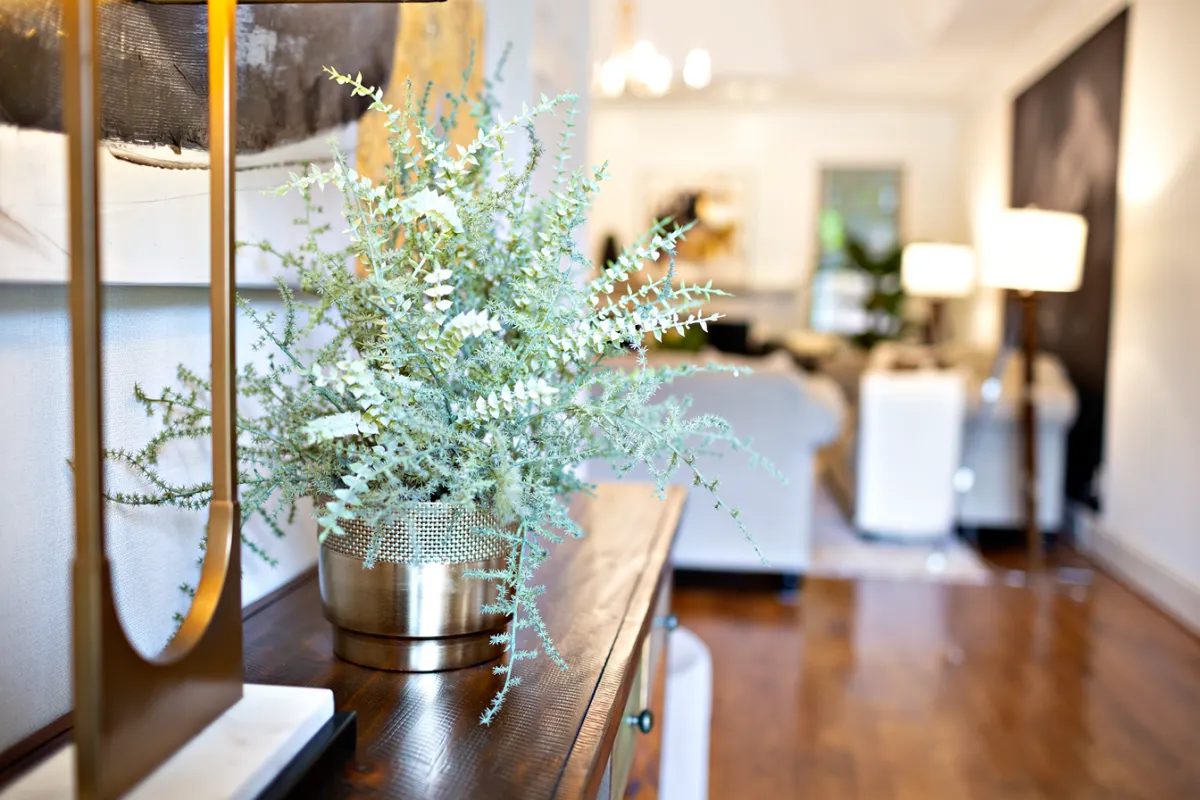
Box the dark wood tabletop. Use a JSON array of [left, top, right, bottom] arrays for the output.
[[243, 483, 684, 800]]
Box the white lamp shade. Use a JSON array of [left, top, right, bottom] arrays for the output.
[[980, 208, 1088, 292], [901, 243, 976, 297]]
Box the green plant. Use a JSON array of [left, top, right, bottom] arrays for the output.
[[107, 64, 770, 723], [844, 234, 905, 349], [654, 323, 708, 352]]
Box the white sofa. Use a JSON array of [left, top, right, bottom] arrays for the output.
[[589, 350, 843, 576], [953, 349, 1079, 532]]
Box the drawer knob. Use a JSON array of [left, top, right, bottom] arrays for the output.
[[625, 709, 654, 735], [656, 614, 679, 632]]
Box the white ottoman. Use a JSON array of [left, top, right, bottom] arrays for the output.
[[855, 360, 968, 540]]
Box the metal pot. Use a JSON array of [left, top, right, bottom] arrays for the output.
[[317, 500, 511, 672]]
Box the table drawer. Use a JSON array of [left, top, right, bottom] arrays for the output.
[[608, 572, 673, 800]]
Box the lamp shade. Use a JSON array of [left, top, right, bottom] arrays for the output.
[[980, 208, 1088, 293], [901, 243, 976, 297]]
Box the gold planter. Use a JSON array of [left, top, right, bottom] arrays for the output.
[[317, 501, 511, 672]]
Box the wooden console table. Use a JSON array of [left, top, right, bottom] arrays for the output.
[[0, 484, 681, 798], [243, 483, 683, 799]]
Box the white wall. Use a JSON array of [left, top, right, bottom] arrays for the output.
[[488, 0, 591, 233], [587, 98, 965, 295], [958, 0, 1200, 632], [533, 0, 591, 129], [1099, 0, 1200, 632]]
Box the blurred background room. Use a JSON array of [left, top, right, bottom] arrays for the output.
[[591, 1, 1200, 796]]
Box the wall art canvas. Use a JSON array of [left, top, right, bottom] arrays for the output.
[[641, 173, 749, 286], [0, 1, 398, 286], [1009, 9, 1127, 510]]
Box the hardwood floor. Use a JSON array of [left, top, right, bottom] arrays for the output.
[[673, 569, 1200, 799]]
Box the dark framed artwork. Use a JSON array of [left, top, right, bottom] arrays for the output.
[[1010, 9, 1128, 510]]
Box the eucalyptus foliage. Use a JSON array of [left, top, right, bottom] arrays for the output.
[[109, 64, 768, 723]]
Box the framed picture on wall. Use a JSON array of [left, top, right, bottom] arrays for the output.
[[638, 172, 750, 288]]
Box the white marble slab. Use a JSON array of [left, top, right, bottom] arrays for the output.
[[3, 684, 334, 800]]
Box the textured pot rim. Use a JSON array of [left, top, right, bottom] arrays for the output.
[[313, 495, 511, 564]]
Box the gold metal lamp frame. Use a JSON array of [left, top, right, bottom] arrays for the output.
[[61, 0, 441, 797]]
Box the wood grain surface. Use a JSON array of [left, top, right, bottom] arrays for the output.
[[675, 564, 1200, 799], [243, 483, 683, 800]]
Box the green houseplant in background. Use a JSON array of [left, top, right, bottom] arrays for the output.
[[844, 234, 905, 349], [654, 323, 708, 352], [106, 66, 768, 723]]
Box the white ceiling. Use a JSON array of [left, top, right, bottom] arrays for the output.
[[590, 0, 1074, 102]]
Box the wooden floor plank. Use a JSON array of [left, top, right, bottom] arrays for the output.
[[674, 568, 1200, 800]]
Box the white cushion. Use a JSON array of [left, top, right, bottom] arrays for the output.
[[855, 367, 967, 539]]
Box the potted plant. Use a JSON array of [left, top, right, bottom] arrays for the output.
[[844, 234, 906, 349], [107, 67, 766, 723]]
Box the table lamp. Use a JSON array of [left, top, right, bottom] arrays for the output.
[[15, 0, 437, 797], [980, 208, 1088, 563], [901, 242, 976, 343]]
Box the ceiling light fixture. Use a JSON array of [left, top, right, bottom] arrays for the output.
[[595, 0, 676, 98], [683, 48, 712, 90]]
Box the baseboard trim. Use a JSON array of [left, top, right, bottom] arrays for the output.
[[1083, 520, 1200, 637]]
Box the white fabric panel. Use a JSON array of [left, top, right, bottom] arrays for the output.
[[855, 368, 967, 539], [0, 286, 319, 752]]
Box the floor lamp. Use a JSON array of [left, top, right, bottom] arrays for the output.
[[901, 243, 976, 344], [981, 208, 1088, 564]]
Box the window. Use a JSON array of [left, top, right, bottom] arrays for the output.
[[808, 167, 903, 335]]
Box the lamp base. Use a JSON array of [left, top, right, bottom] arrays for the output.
[[2, 685, 347, 800]]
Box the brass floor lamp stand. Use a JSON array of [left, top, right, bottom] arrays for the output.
[[1002, 291, 1092, 596], [1019, 290, 1043, 569], [927, 298, 946, 345]]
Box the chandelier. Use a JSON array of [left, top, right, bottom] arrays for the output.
[[595, 0, 711, 98]]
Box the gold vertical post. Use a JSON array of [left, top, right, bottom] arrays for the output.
[[64, 1, 245, 796], [173, 0, 245, 660], [61, 0, 106, 790], [209, 0, 238, 516], [1020, 291, 1042, 569]]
